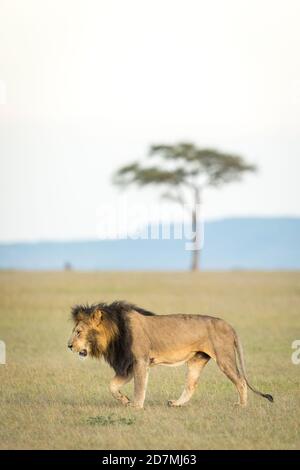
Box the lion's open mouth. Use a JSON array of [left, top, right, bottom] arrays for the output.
[[79, 349, 87, 357]]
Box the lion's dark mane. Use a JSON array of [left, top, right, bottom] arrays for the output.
[[71, 301, 155, 377]]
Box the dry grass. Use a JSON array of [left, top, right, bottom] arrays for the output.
[[0, 270, 299, 449]]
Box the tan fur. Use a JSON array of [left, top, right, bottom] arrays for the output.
[[126, 312, 248, 408], [68, 305, 273, 409]]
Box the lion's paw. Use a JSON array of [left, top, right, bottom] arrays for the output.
[[233, 402, 247, 408], [120, 395, 130, 406], [127, 402, 144, 410], [167, 400, 182, 407]]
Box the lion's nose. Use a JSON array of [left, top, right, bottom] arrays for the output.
[[68, 344, 73, 349]]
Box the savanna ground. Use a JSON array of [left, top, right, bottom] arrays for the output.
[[0, 271, 299, 450]]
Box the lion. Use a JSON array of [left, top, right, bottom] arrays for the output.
[[67, 301, 273, 409]]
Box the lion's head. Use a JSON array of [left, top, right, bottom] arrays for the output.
[[68, 304, 118, 359], [67, 301, 148, 376]]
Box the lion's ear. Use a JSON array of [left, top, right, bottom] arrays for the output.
[[91, 307, 103, 325]]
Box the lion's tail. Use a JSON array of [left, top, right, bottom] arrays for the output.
[[234, 332, 273, 403]]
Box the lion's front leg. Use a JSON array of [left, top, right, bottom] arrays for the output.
[[110, 374, 132, 405], [130, 359, 149, 409]]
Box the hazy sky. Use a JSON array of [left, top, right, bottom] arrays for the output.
[[0, 0, 300, 242]]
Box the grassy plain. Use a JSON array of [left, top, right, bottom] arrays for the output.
[[0, 271, 299, 449]]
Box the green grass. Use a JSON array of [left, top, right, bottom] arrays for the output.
[[0, 271, 299, 449]]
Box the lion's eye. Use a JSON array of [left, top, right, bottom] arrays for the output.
[[76, 331, 80, 336]]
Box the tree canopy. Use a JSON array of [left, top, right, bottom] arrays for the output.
[[113, 142, 256, 196]]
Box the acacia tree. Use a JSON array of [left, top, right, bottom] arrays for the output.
[[113, 142, 256, 271]]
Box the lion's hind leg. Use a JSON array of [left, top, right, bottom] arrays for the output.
[[216, 350, 247, 407], [168, 352, 210, 407], [110, 373, 133, 405]]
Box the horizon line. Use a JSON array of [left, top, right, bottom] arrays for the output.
[[0, 215, 299, 246]]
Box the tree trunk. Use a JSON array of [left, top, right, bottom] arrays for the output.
[[190, 188, 201, 272]]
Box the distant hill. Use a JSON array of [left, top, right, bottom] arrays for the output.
[[0, 218, 299, 271]]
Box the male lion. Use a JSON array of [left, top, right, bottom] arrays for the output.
[[67, 301, 273, 409]]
